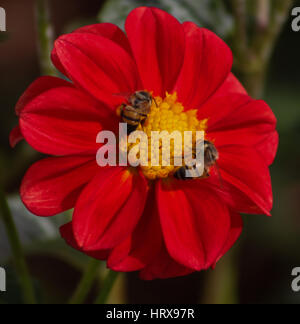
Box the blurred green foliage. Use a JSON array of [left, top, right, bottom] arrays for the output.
[[99, 0, 233, 37]]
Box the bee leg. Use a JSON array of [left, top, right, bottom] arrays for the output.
[[127, 124, 138, 135], [202, 167, 210, 178], [174, 167, 186, 180], [120, 105, 126, 119], [174, 166, 191, 181]]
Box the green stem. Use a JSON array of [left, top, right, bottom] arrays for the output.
[[239, 64, 268, 98], [254, 0, 270, 33], [94, 270, 119, 304], [253, 0, 295, 63], [230, 0, 248, 59], [35, 0, 57, 76], [69, 259, 100, 304], [236, 0, 294, 98], [202, 250, 239, 304], [0, 188, 36, 304]]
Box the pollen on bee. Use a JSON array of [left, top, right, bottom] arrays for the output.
[[116, 105, 122, 117]]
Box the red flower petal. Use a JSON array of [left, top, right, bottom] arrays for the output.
[[60, 222, 109, 260], [205, 177, 267, 215], [215, 212, 243, 265], [256, 130, 279, 166], [217, 145, 273, 215], [198, 94, 252, 130], [208, 99, 276, 133], [73, 167, 148, 251], [21, 156, 98, 217], [209, 129, 278, 167], [15, 76, 70, 116], [204, 96, 278, 166], [213, 72, 248, 97], [140, 245, 194, 280], [74, 23, 132, 54], [19, 85, 115, 156], [9, 125, 23, 148], [156, 180, 231, 270], [108, 188, 163, 272], [52, 23, 132, 76], [174, 22, 233, 110], [54, 32, 140, 108], [125, 7, 185, 96]]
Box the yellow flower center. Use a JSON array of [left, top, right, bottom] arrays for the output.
[[119, 92, 208, 180]]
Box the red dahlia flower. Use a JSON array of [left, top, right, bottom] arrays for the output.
[[10, 7, 278, 280]]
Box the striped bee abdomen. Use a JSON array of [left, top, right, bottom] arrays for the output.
[[174, 165, 204, 180], [121, 108, 141, 135]]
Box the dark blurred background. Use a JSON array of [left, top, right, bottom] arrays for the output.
[[0, 0, 300, 304]]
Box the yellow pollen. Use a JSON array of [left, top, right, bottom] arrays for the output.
[[123, 92, 208, 180]]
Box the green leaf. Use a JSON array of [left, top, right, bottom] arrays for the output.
[[98, 0, 161, 28], [160, 0, 233, 37], [0, 196, 69, 263], [0, 196, 102, 272], [98, 0, 233, 38]]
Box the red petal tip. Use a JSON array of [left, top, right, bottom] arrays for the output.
[[9, 125, 23, 148]]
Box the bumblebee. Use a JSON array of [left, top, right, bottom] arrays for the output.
[[174, 140, 219, 181], [120, 91, 154, 135]]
